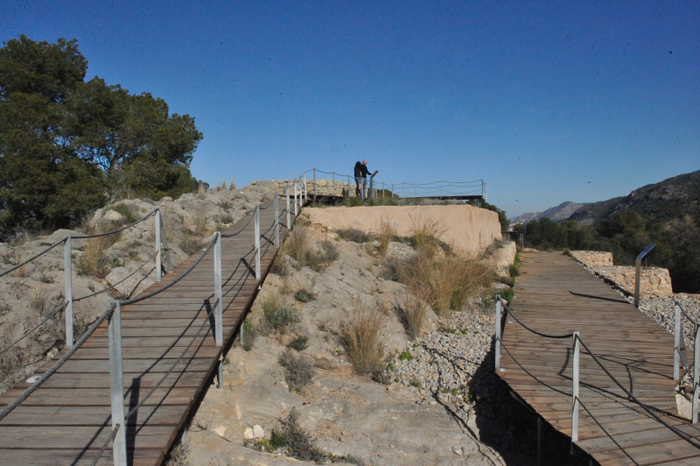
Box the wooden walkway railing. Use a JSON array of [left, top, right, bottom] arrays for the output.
[[497, 251, 700, 465], [0, 194, 299, 465]]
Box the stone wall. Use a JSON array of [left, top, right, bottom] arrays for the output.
[[571, 250, 673, 297], [307, 204, 502, 256]]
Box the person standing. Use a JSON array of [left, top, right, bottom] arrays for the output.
[[354, 160, 370, 200]]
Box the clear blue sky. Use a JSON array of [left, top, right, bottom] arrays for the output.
[[2, 1, 698, 217]]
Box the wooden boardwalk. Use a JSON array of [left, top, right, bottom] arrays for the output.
[[0, 202, 295, 465], [498, 251, 700, 465]]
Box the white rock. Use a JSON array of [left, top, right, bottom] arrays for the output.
[[252, 424, 265, 438]]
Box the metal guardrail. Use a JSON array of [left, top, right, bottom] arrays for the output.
[[495, 295, 700, 464], [0, 179, 307, 466], [301, 168, 486, 201]]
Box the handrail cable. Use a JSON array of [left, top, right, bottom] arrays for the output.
[[499, 341, 572, 397], [71, 209, 157, 240], [121, 234, 218, 306], [576, 336, 700, 450], [499, 299, 574, 339], [90, 423, 121, 466], [577, 399, 638, 465], [677, 300, 698, 326], [258, 197, 275, 210], [0, 238, 66, 278], [220, 210, 256, 238], [0, 302, 67, 357], [73, 252, 157, 302], [0, 301, 117, 423]]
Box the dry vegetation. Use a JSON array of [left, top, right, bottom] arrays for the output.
[[339, 306, 386, 375]]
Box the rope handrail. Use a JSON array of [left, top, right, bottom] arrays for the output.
[[90, 423, 121, 466], [221, 210, 256, 238], [677, 300, 697, 326], [498, 297, 574, 339], [577, 399, 638, 464], [0, 303, 67, 357], [0, 301, 117, 423], [258, 197, 276, 210], [0, 238, 66, 278], [73, 252, 157, 302], [576, 335, 700, 450], [71, 208, 157, 240], [121, 234, 218, 306]]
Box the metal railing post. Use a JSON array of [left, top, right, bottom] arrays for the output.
[[255, 206, 261, 281], [286, 186, 291, 228], [109, 300, 127, 466], [313, 169, 316, 198], [675, 303, 682, 381], [214, 233, 222, 347], [332, 172, 335, 197], [64, 236, 73, 349], [155, 209, 162, 282], [495, 297, 502, 371], [347, 176, 350, 197], [572, 332, 580, 444], [634, 244, 656, 308], [401, 182, 405, 200], [274, 193, 280, 247], [694, 323, 699, 423], [160, 211, 173, 273], [294, 182, 299, 216], [304, 174, 308, 202]]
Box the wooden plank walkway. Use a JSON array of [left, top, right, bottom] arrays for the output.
[[0, 201, 295, 465], [498, 251, 700, 465]]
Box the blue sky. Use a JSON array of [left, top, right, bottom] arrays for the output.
[[1, 1, 698, 217]]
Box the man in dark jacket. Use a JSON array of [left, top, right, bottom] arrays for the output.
[[354, 160, 370, 200]]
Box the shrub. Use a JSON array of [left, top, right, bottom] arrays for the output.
[[263, 294, 298, 330], [376, 221, 396, 257], [287, 334, 309, 351], [278, 349, 315, 392], [409, 215, 444, 250], [294, 289, 315, 303], [271, 251, 290, 277], [305, 240, 339, 271], [242, 319, 256, 351], [285, 226, 311, 266], [396, 292, 428, 338], [270, 409, 325, 462], [217, 201, 232, 210], [339, 306, 385, 375], [179, 231, 203, 256], [335, 228, 371, 243], [76, 236, 113, 278]]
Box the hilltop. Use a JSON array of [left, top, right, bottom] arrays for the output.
[[509, 201, 587, 225]]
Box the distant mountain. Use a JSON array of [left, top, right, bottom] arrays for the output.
[[568, 170, 700, 225], [510, 201, 587, 225]]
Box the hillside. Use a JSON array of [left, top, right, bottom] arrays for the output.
[[568, 170, 700, 225], [510, 201, 587, 225]]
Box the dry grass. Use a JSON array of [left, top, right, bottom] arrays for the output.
[[229, 177, 236, 190], [397, 291, 429, 338], [278, 349, 315, 392], [76, 235, 113, 278], [339, 306, 385, 375], [376, 221, 396, 257], [30, 285, 49, 313], [262, 293, 297, 331], [196, 183, 207, 199], [179, 231, 203, 257], [285, 226, 311, 266], [409, 214, 445, 253]]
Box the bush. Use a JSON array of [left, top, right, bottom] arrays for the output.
[[336, 228, 372, 243], [76, 235, 114, 278], [242, 319, 256, 351], [339, 306, 385, 375], [278, 349, 315, 392], [396, 293, 428, 338], [179, 231, 203, 256], [294, 289, 315, 302], [270, 409, 325, 462], [285, 226, 311, 265], [376, 221, 396, 257], [263, 294, 298, 330], [305, 240, 339, 271], [287, 334, 309, 351]]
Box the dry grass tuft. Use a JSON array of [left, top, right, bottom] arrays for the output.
[[229, 177, 236, 190], [278, 349, 315, 392], [376, 221, 396, 257], [285, 226, 311, 266], [339, 306, 385, 375], [397, 291, 429, 338], [409, 214, 445, 252], [76, 235, 114, 278], [30, 285, 49, 313]]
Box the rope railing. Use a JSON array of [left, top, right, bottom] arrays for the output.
[[73, 252, 157, 302], [71, 208, 157, 240], [0, 302, 67, 357], [90, 423, 121, 466], [0, 301, 117, 423], [0, 237, 66, 278], [494, 294, 700, 463]]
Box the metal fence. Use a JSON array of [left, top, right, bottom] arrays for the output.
[[0, 179, 307, 465]]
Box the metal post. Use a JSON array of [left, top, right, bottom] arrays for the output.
[[634, 244, 656, 308], [402, 182, 405, 200], [274, 193, 280, 247], [332, 172, 336, 197], [313, 169, 317, 198], [160, 210, 173, 273], [286, 186, 291, 228], [294, 182, 299, 216], [109, 300, 127, 466], [155, 209, 162, 282], [347, 176, 350, 197], [495, 297, 502, 371], [214, 232, 222, 347], [675, 303, 682, 381], [255, 206, 261, 281], [64, 236, 73, 349], [240, 321, 245, 347], [693, 323, 699, 423], [572, 332, 580, 444]]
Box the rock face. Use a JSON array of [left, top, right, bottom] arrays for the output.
[[307, 205, 502, 256], [571, 250, 673, 297]]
